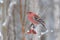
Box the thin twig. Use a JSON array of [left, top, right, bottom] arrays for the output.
[[22, 0, 27, 40], [20, 0, 22, 24], [12, 6, 16, 40]]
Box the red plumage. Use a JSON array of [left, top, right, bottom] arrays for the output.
[[27, 12, 45, 34], [27, 12, 40, 24]]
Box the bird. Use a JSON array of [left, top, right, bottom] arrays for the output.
[[27, 12, 46, 34]]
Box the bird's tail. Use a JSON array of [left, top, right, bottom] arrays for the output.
[[36, 18, 47, 30]]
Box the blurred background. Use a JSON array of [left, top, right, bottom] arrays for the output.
[[0, 0, 60, 40]]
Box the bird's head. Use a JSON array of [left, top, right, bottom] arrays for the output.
[[27, 12, 33, 15]]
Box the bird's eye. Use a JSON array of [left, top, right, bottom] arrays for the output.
[[27, 12, 32, 14], [28, 12, 32, 14]]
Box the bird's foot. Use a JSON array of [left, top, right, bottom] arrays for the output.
[[27, 29, 37, 34]]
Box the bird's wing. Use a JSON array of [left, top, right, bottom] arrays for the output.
[[33, 16, 45, 25]]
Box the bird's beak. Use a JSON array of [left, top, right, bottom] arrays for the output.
[[27, 12, 30, 14], [27, 12, 32, 14], [27, 12, 29, 14]]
